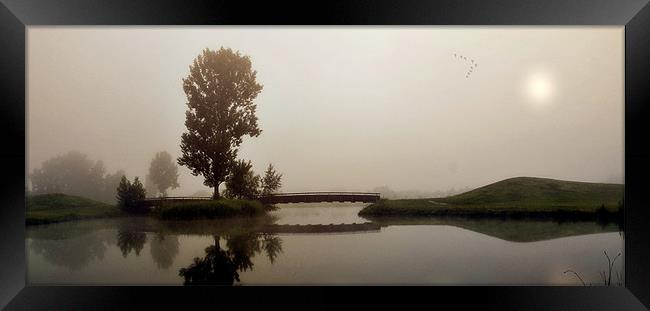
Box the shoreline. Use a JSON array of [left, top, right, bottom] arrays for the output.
[[357, 201, 623, 227], [26, 195, 268, 226]]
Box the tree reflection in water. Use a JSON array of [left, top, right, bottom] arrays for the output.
[[150, 233, 180, 269], [179, 232, 282, 285], [260, 233, 282, 264], [29, 232, 110, 270], [117, 230, 147, 258]]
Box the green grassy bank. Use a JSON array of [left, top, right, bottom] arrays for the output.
[[26, 193, 123, 225], [151, 199, 266, 220], [359, 177, 624, 219], [27, 193, 269, 224]]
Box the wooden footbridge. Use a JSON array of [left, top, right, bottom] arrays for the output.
[[141, 192, 380, 207]]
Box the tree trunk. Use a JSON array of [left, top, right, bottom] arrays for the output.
[[212, 183, 220, 199], [213, 235, 221, 249]]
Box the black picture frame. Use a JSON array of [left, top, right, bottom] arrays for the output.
[[1, 0, 649, 310]]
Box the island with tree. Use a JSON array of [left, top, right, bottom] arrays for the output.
[[27, 47, 283, 224]]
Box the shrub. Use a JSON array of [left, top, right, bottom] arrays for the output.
[[224, 160, 260, 200], [116, 176, 147, 213]]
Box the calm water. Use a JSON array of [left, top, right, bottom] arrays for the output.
[[27, 203, 623, 285]]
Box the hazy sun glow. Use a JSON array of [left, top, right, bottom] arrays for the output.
[[525, 72, 555, 107]]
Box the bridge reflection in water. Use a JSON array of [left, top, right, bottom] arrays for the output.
[[259, 192, 380, 204], [261, 222, 381, 234]]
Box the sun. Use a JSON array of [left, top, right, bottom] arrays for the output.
[[524, 72, 555, 108]]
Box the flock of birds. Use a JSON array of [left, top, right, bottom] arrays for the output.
[[453, 53, 478, 79]]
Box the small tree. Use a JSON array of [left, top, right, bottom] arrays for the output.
[[116, 176, 132, 211], [131, 177, 146, 204], [116, 176, 147, 213], [148, 151, 180, 197], [224, 160, 260, 200], [260, 164, 282, 196]]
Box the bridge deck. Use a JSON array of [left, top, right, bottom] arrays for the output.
[[141, 192, 380, 206]]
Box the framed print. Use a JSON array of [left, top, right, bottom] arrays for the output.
[[1, 0, 650, 310]]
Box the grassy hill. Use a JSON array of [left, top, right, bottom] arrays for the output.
[[436, 177, 623, 209], [359, 177, 624, 217], [27, 193, 123, 225]]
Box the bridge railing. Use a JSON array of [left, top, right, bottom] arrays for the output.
[[141, 192, 381, 205]]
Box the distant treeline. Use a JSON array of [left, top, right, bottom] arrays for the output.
[[29, 151, 126, 204]]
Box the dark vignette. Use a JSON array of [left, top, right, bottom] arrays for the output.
[[0, 1, 25, 310], [0, 0, 649, 310], [625, 1, 650, 308]]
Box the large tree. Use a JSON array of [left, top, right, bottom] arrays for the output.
[[178, 47, 263, 199], [148, 151, 180, 197]]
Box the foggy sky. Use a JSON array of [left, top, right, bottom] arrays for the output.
[[27, 27, 624, 195]]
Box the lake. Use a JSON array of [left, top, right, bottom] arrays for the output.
[[27, 203, 623, 285]]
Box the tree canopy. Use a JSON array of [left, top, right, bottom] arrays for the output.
[[148, 151, 180, 197], [177, 47, 263, 199], [30, 151, 125, 204]]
